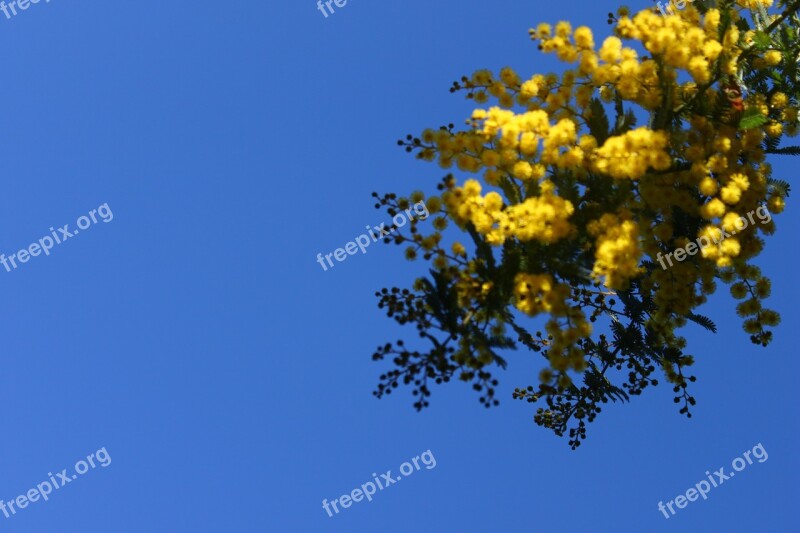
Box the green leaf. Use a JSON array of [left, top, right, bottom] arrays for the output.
[[764, 134, 781, 152], [587, 98, 610, 144], [752, 30, 771, 50], [498, 175, 520, 205], [738, 108, 768, 130], [583, 363, 630, 404], [735, 17, 751, 32], [466, 224, 495, 269], [624, 108, 637, 129]]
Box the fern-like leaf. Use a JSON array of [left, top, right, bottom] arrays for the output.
[[685, 312, 718, 333], [767, 177, 791, 198], [766, 146, 800, 156]]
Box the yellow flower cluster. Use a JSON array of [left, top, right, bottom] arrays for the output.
[[442, 179, 575, 246], [587, 213, 643, 289], [697, 226, 743, 267], [530, 22, 666, 110], [398, 0, 789, 386], [615, 9, 728, 83], [514, 273, 568, 316], [470, 108, 592, 174], [593, 128, 672, 179], [736, 0, 773, 8], [513, 273, 591, 373]]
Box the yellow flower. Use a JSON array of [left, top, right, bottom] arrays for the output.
[[765, 122, 783, 138], [701, 198, 727, 219], [764, 50, 782, 66], [598, 36, 623, 63], [699, 177, 718, 196], [770, 92, 788, 109], [513, 161, 534, 180], [768, 195, 785, 213], [574, 26, 594, 49], [720, 184, 742, 205], [481, 150, 500, 167]]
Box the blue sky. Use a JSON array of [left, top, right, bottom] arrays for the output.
[[0, 0, 797, 531]]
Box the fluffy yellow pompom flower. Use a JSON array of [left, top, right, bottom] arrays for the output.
[[720, 184, 743, 205], [512, 161, 534, 180], [765, 122, 783, 138], [574, 26, 594, 49], [699, 176, 719, 196], [764, 50, 782, 66], [768, 196, 785, 213], [701, 198, 727, 219], [598, 36, 623, 63], [770, 92, 788, 109]]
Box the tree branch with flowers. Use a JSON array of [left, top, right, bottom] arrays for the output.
[[371, 0, 798, 448]]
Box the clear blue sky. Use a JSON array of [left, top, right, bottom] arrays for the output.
[[0, 1, 797, 531]]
